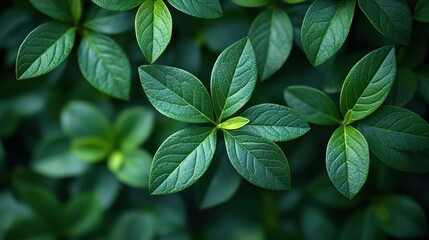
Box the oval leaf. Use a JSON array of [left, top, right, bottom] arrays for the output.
[[91, 0, 144, 11], [414, 0, 429, 22], [139, 65, 214, 123], [326, 126, 369, 199], [135, 0, 172, 63], [150, 127, 217, 195], [84, 6, 134, 34], [284, 86, 341, 125], [301, 0, 356, 66], [29, 0, 73, 22], [340, 46, 396, 123], [211, 38, 257, 121], [217, 116, 249, 130], [71, 137, 112, 163], [64, 194, 103, 237], [16, 22, 76, 80], [224, 130, 291, 190], [358, 0, 412, 44], [167, 0, 222, 19]]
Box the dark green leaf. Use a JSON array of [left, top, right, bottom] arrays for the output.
[[21, 185, 62, 226], [68, 0, 82, 23], [414, 0, 429, 22], [167, 0, 222, 18], [301, 207, 338, 240], [358, 0, 412, 44], [240, 103, 310, 142], [84, 6, 134, 34], [224, 130, 290, 190], [326, 126, 369, 199], [110, 211, 156, 240], [78, 31, 131, 100], [150, 128, 217, 194], [211, 38, 257, 121], [232, 0, 270, 7], [386, 68, 417, 107], [139, 65, 214, 123], [340, 209, 385, 240], [301, 0, 355, 66], [340, 46, 396, 123], [91, 0, 144, 11], [0, 192, 32, 233], [29, 0, 72, 22], [4, 218, 55, 240], [16, 22, 76, 79], [64, 194, 103, 237], [71, 137, 112, 163], [284, 86, 341, 125], [217, 116, 249, 130], [135, 0, 172, 63]]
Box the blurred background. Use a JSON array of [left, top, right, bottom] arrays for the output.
[[1, 0, 429, 239]]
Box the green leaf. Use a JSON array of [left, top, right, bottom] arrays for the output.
[[108, 149, 152, 188], [358, 0, 412, 44], [231, 0, 270, 7], [114, 107, 155, 150], [211, 38, 257, 121], [326, 126, 369, 199], [61, 101, 111, 139], [68, 0, 82, 23], [64, 194, 103, 237], [0, 191, 32, 233], [386, 68, 417, 107], [110, 211, 156, 240], [224, 130, 291, 190], [139, 65, 214, 123], [414, 0, 429, 22], [284, 0, 306, 3], [4, 218, 55, 240], [29, 0, 73, 22], [71, 137, 112, 163], [84, 6, 134, 34], [32, 135, 88, 178], [373, 195, 427, 238], [340, 209, 384, 240], [91, 0, 144, 11], [135, 0, 172, 64], [167, 0, 222, 18], [0, 141, 4, 167], [149, 128, 217, 194], [249, 7, 293, 80], [301, 207, 338, 240], [21, 185, 62, 226], [240, 103, 310, 142], [217, 117, 249, 130], [340, 46, 396, 123], [78, 31, 131, 100], [284, 86, 341, 125], [301, 0, 356, 66], [357, 106, 429, 151], [16, 22, 76, 80]]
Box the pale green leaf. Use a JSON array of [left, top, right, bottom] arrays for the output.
[[71, 137, 112, 163], [29, 0, 73, 22], [217, 116, 249, 130], [91, 0, 144, 11], [167, 0, 222, 18], [64, 194, 103, 237], [84, 6, 134, 34], [414, 0, 429, 22]]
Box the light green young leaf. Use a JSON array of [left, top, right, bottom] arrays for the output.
[[301, 0, 355, 66], [373, 195, 427, 238], [71, 137, 112, 163], [358, 0, 412, 44], [29, 0, 73, 22], [211, 38, 257, 121], [167, 0, 222, 18], [78, 31, 131, 100], [149, 128, 217, 195], [135, 0, 172, 63], [108, 150, 152, 188], [139, 65, 214, 123], [284, 86, 341, 125], [68, 0, 82, 23], [16, 22, 76, 79], [340, 46, 396, 123], [84, 6, 134, 34], [240, 103, 310, 142], [326, 126, 369, 199], [249, 7, 293, 80], [91, 0, 144, 11], [232, 0, 270, 7], [61, 101, 111, 139], [414, 0, 429, 22], [224, 130, 291, 190], [386, 68, 417, 107], [217, 116, 249, 130], [115, 107, 154, 150]]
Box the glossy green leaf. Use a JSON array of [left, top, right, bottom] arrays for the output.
[[71, 137, 112, 163], [78, 31, 131, 100], [16, 22, 76, 79], [386, 68, 417, 107], [84, 7, 134, 34], [340, 46, 396, 123], [240, 103, 310, 142], [284, 86, 341, 125], [29, 0, 73, 22], [91, 0, 144, 11], [114, 107, 155, 150], [167, 0, 222, 18], [224, 130, 291, 190], [373, 195, 427, 238], [135, 0, 172, 63], [68, 0, 82, 23], [32, 135, 88, 178], [301, 0, 355, 66], [21, 186, 62, 226], [358, 0, 412, 44], [326, 126, 369, 199], [108, 149, 152, 188], [211, 38, 257, 121], [139, 65, 214, 123], [414, 0, 429, 22], [61, 101, 111, 139], [64, 194, 103, 237], [110, 211, 156, 240], [217, 116, 249, 130], [149, 128, 217, 194], [340, 209, 384, 240], [231, 0, 270, 7]]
